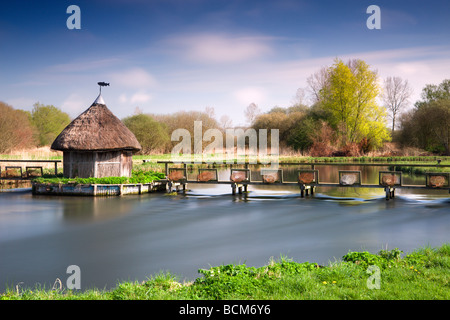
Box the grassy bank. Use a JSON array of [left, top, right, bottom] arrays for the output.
[[2, 244, 449, 300], [134, 154, 449, 164], [134, 154, 450, 174], [390, 165, 450, 174]]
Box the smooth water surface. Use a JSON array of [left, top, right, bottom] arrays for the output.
[[0, 165, 449, 292]]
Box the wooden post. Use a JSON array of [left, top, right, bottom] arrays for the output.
[[385, 187, 392, 200]]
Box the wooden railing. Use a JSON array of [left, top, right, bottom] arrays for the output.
[[0, 160, 61, 179]]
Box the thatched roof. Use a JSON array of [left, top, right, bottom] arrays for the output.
[[51, 96, 141, 152]]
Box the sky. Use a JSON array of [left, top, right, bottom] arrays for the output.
[[1, 0, 449, 127]]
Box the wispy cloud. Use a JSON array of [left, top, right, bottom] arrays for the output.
[[60, 93, 89, 117], [108, 68, 157, 88], [119, 91, 152, 105], [162, 32, 274, 64], [233, 87, 268, 106]]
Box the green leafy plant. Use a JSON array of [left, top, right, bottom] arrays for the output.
[[32, 170, 165, 185]]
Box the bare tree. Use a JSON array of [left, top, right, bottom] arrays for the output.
[[382, 76, 413, 132], [306, 66, 329, 103], [219, 114, 233, 130], [244, 102, 261, 126], [204, 106, 216, 119], [291, 87, 307, 106], [134, 106, 143, 115]]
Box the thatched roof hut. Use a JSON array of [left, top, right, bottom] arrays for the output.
[[51, 94, 141, 178]]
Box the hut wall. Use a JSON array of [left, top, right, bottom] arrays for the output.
[[120, 151, 133, 177], [63, 150, 133, 178], [63, 151, 95, 178], [95, 151, 122, 178]]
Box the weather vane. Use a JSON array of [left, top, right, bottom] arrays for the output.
[[97, 82, 110, 94]]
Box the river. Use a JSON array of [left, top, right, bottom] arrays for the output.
[[0, 165, 449, 292]]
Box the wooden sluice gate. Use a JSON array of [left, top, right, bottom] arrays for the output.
[[156, 161, 450, 200]]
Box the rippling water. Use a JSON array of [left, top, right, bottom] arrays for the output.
[[0, 166, 449, 292]]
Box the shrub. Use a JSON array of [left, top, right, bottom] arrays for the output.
[[342, 248, 403, 269], [0, 102, 36, 153]]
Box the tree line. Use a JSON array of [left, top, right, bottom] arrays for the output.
[[0, 102, 71, 153], [1, 58, 449, 156], [122, 60, 449, 157], [253, 59, 449, 156]]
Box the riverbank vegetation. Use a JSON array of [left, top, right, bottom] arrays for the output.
[[1, 244, 449, 300], [32, 169, 165, 185]]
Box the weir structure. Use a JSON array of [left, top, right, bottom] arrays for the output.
[[3, 159, 448, 199], [156, 160, 450, 200]]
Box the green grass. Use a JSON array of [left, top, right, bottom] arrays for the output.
[[2, 244, 449, 300], [135, 154, 449, 164], [32, 169, 165, 185], [390, 165, 450, 174]]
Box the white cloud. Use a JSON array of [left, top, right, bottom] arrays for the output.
[[60, 93, 88, 117], [130, 91, 152, 104], [163, 32, 273, 64], [119, 91, 152, 105], [233, 87, 268, 106], [108, 68, 157, 88], [119, 93, 128, 103]]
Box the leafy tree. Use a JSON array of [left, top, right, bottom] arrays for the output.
[[31, 103, 71, 146], [287, 117, 318, 152], [0, 102, 36, 153], [122, 114, 171, 154], [318, 58, 390, 149], [152, 110, 220, 151], [398, 79, 450, 155], [252, 106, 306, 149], [415, 79, 450, 107], [251, 102, 334, 152]]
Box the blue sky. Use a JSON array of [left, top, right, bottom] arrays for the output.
[[1, 0, 449, 126]]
